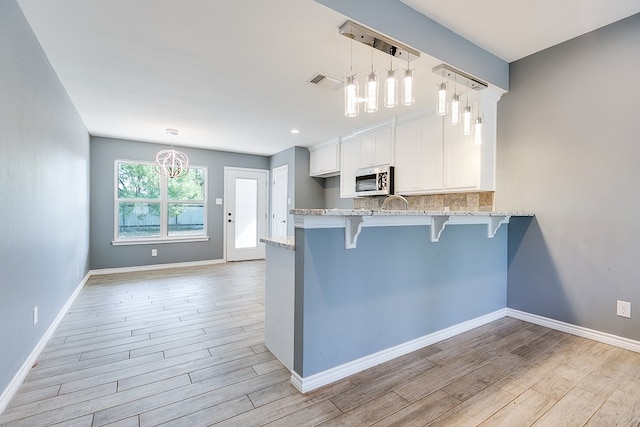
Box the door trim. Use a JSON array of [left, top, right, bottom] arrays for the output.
[[223, 166, 269, 262]]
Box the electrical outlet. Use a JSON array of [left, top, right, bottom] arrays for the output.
[[152, 248, 158, 257], [617, 300, 631, 318], [33, 306, 38, 326]]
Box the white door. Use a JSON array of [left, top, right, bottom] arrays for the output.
[[224, 167, 269, 261], [271, 165, 288, 238]]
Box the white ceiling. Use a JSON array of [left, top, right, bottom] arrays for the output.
[[16, 0, 640, 156], [400, 0, 640, 63]]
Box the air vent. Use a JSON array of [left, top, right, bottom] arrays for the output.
[[308, 73, 342, 90]]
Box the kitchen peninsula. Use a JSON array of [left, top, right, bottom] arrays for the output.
[[262, 208, 533, 393]]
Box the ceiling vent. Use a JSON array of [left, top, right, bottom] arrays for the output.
[[308, 73, 342, 90]]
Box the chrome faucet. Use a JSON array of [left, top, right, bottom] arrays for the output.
[[381, 194, 409, 210]]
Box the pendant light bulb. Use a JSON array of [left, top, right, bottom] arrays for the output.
[[344, 36, 359, 118], [364, 45, 379, 113], [474, 116, 483, 145], [463, 105, 472, 136], [450, 93, 460, 126], [364, 72, 379, 113], [344, 74, 359, 117], [436, 82, 448, 116], [384, 58, 398, 108], [402, 68, 414, 106]]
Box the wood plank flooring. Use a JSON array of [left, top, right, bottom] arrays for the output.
[[2, 260, 640, 426]]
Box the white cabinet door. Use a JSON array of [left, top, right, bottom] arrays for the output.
[[443, 119, 480, 189], [358, 127, 392, 168], [394, 120, 421, 194], [395, 116, 442, 194], [309, 141, 340, 177], [340, 138, 360, 198]]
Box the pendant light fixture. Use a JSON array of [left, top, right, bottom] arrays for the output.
[[154, 129, 189, 178], [436, 80, 448, 116], [338, 21, 419, 116], [384, 58, 398, 109], [431, 64, 487, 136], [402, 54, 415, 106], [344, 36, 359, 118], [364, 45, 378, 113], [463, 91, 473, 136], [450, 76, 460, 126], [474, 91, 483, 145]]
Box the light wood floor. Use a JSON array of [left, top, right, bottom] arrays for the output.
[[2, 261, 640, 426]]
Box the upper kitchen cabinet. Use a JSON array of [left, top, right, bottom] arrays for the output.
[[340, 123, 394, 198], [395, 115, 443, 194], [340, 137, 360, 198], [443, 90, 499, 192], [358, 127, 393, 168], [442, 118, 479, 189], [309, 139, 340, 177]]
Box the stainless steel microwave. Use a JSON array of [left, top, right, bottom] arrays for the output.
[[355, 165, 394, 197]]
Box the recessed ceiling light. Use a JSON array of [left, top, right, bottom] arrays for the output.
[[290, 129, 300, 134]]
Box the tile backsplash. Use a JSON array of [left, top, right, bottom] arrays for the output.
[[353, 191, 495, 211]]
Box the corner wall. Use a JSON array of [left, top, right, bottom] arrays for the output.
[[0, 0, 90, 400], [496, 14, 640, 339]]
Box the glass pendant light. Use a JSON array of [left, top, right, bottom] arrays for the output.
[[474, 117, 483, 145], [364, 46, 378, 113], [344, 37, 359, 117], [450, 93, 460, 126], [364, 71, 378, 113], [345, 75, 359, 117], [384, 59, 398, 108], [436, 81, 447, 116], [462, 105, 472, 136], [474, 91, 483, 145], [402, 54, 414, 106]]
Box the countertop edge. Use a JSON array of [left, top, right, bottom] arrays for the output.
[[290, 209, 534, 217], [260, 236, 295, 250]]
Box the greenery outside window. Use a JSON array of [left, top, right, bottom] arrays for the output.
[[115, 161, 207, 243]]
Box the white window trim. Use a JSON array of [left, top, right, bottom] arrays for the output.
[[112, 159, 209, 245]]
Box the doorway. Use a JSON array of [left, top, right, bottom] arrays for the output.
[[224, 167, 269, 261]]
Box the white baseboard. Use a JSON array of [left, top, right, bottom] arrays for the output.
[[290, 309, 507, 393], [0, 272, 90, 415], [89, 258, 225, 276], [506, 308, 640, 353]]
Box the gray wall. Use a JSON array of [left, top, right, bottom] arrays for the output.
[[496, 14, 640, 339], [295, 224, 507, 377], [323, 176, 353, 209], [90, 136, 269, 269], [0, 0, 90, 396], [270, 146, 324, 235]]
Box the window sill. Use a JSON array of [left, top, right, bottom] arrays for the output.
[[112, 236, 210, 246]]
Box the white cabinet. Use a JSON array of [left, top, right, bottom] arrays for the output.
[[309, 140, 340, 177], [442, 119, 480, 190], [394, 115, 443, 194], [358, 127, 392, 168], [340, 124, 393, 198], [340, 138, 360, 198]]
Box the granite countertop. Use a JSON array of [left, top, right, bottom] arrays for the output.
[[290, 208, 534, 217], [260, 236, 295, 250]]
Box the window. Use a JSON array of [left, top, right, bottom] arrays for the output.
[[114, 161, 207, 244]]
